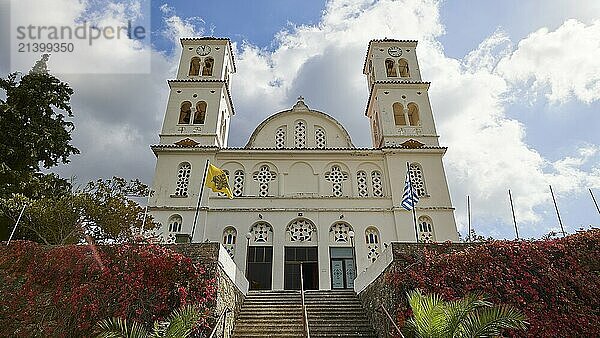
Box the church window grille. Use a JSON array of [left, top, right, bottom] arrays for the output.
[[407, 102, 420, 126], [315, 127, 326, 149], [222, 227, 237, 258], [253, 165, 276, 197], [371, 171, 383, 197], [275, 127, 286, 149], [385, 59, 397, 77], [189, 57, 201, 76], [194, 101, 206, 124], [409, 163, 427, 197], [233, 170, 244, 197], [179, 101, 192, 124], [398, 58, 410, 77], [393, 102, 406, 126], [250, 222, 273, 244], [418, 216, 435, 243], [174, 162, 191, 196], [294, 121, 306, 148], [325, 165, 348, 197], [202, 57, 214, 76], [329, 222, 352, 243], [287, 218, 316, 242], [166, 215, 182, 244], [365, 227, 381, 262], [357, 171, 368, 197]]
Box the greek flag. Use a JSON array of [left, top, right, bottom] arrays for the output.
[[401, 170, 419, 210]]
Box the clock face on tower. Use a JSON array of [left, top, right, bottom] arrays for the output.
[[196, 45, 211, 56], [388, 46, 402, 57]]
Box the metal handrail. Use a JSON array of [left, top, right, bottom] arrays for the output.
[[208, 307, 232, 338], [378, 304, 404, 338], [300, 262, 310, 338]]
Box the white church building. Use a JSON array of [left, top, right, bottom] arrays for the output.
[[149, 37, 458, 291]]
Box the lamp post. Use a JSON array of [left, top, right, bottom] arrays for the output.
[[348, 230, 357, 284]]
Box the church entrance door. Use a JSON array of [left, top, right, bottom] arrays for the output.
[[246, 246, 273, 290], [284, 247, 318, 290], [330, 247, 356, 289]]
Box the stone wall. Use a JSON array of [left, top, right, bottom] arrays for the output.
[[357, 242, 476, 338], [169, 242, 247, 338]]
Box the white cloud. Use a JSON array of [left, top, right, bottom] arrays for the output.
[[497, 19, 600, 104]]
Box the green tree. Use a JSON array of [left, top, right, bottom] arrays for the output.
[[404, 289, 527, 338], [0, 177, 159, 245], [0, 54, 79, 198], [95, 304, 206, 338]]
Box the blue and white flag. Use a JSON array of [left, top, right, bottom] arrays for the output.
[[401, 170, 419, 211]]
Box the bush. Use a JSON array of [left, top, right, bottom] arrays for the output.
[[0, 241, 216, 337], [388, 229, 600, 337]]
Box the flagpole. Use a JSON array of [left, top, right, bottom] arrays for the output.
[[407, 162, 419, 242], [549, 185, 566, 237], [7, 204, 27, 246], [590, 188, 600, 215], [508, 189, 519, 239], [467, 195, 471, 242], [191, 159, 210, 242]]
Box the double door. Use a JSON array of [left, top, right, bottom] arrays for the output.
[[330, 247, 356, 289]]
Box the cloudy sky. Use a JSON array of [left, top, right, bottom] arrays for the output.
[[1, 0, 599, 239]]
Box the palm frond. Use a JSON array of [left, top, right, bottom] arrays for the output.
[[462, 304, 528, 338], [406, 289, 445, 338], [163, 304, 205, 338], [95, 317, 149, 338], [443, 292, 491, 336]]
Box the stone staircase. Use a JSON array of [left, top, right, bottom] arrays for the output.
[[305, 290, 377, 337], [232, 291, 304, 337], [231, 290, 377, 338]]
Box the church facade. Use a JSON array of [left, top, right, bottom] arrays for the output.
[[149, 37, 458, 291]]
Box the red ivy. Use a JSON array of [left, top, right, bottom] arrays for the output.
[[0, 242, 216, 337], [387, 229, 600, 337]]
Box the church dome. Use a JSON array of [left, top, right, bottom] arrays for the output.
[[245, 97, 355, 149]]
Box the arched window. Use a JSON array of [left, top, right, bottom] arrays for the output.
[[249, 221, 273, 244], [202, 57, 214, 76], [222, 226, 237, 258], [275, 127, 286, 149], [253, 165, 276, 197], [294, 121, 306, 148], [179, 101, 192, 124], [315, 127, 326, 149], [325, 165, 349, 197], [233, 170, 244, 197], [287, 218, 317, 242], [393, 102, 406, 126], [189, 57, 201, 76], [365, 227, 381, 262], [371, 171, 383, 197], [409, 162, 427, 197], [166, 214, 182, 244], [174, 162, 191, 196], [407, 103, 420, 126], [385, 59, 397, 77], [398, 58, 410, 77], [329, 221, 352, 243], [418, 216, 435, 243], [357, 170, 368, 197], [194, 101, 206, 124]]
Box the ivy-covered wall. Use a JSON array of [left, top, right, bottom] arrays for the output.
[[358, 230, 600, 337]]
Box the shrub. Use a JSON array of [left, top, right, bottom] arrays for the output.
[[0, 241, 216, 337], [388, 230, 600, 337]]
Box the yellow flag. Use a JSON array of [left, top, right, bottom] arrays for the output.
[[205, 164, 233, 199]]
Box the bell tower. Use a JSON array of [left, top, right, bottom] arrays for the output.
[[159, 37, 236, 147], [363, 39, 439, 148]]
